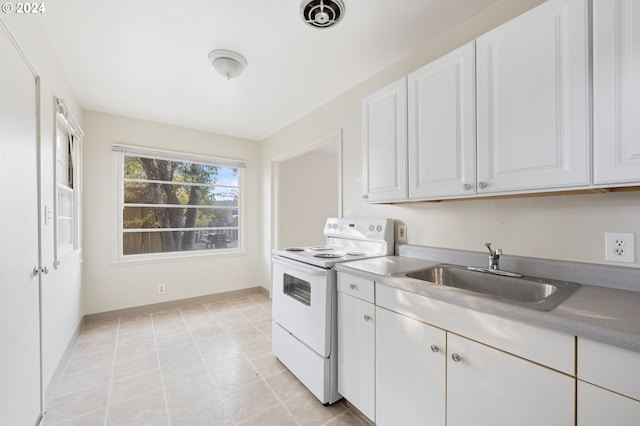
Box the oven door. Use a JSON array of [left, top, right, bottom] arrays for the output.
[[272, 256, 333, 358]]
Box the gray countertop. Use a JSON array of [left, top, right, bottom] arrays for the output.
[[335, 251, 640, 353]]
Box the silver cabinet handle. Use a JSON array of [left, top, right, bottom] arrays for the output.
[[363, 314, 373, 322], [362, 194, 369, 199], [430, 344, 439, 353], [33, 266, 49, 276], [478, 181, 488, 189], [349, 283, 357, 290], [463, 183, 472, 191], [451, 353, 462, 362]]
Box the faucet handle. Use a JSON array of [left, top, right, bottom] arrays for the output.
[[495, 248, 502, 256], [484, 242, 494, 255]]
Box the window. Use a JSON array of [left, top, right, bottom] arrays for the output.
[[54, 98, 83, 266], [112, 144, 244, 260]]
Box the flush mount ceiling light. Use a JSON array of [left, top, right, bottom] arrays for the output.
[[300, 0, 345, 29], [208, 49, 247, 80]]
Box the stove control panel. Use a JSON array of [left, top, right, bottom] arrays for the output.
[[324, 217, 394, 243]]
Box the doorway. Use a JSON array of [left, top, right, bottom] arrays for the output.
[[273, 130, 342, 249]]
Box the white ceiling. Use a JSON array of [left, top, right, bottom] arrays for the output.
[[39, 0, 500, 141]]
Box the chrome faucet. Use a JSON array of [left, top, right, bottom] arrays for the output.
[[485, 243, 502, 270], [467, 243, 523, 278]]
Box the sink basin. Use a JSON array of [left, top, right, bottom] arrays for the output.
[[405, 264, 580, 311]]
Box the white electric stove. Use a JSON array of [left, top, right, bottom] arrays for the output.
[[271, 217, 394, 404]]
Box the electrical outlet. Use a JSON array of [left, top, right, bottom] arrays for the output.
[[158, 284, 166, 295], [397, 224, 407, 242], [605, 232, 635, 263]]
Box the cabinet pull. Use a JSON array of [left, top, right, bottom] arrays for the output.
[[33, 266, 49, 276], [362, 194, 369, 199], [430, 344, 439, 353], [478, 182, 488, 190], [462, 183, 472, 191], [349, 283, 357, 290], [363, 314, 373, 322], [451, 353, 462, 362]]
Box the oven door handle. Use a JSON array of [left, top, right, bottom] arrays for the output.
[[273, 257, 328, 276]]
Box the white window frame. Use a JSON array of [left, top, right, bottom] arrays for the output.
[[111, 144, 246, 263], [53, 98, 83, 268]]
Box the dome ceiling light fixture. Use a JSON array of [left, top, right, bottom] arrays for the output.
[[208, 49, 247, 80], [300, 0, 345, 29]]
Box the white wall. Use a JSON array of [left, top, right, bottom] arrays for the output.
[[260, 0, 640, 291], [82, 111, 262, 314], [1, 16, 84, 399]]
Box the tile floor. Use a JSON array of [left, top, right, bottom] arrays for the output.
[[42, 291, 369, 426]]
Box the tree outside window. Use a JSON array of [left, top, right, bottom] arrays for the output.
[[115, 146, 243, 258]]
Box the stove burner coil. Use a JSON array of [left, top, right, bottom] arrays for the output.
[[314, 253, 343, 259], [346, 252, 366, 256], [309, 246, 332, 251], [285, 248, 305, 252]]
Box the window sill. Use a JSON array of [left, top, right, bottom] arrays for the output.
[[111, 249, 249, 267]]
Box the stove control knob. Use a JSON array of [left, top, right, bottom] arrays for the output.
[[369, 225, 374, 231], [376, 225, 382, 232]]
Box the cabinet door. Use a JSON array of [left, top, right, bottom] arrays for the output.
[[447, 333, 574, 426], [375, 307, 446, 426], [476, 0, 590, 194], [408, 41, 476, 200], [593, 0, 640, 185], [578, 381, 640, 426], [362, 77, 408, 202], [337, 292, 375, 421], [578, 337, 640, 401]]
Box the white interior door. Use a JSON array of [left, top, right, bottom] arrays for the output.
[[0, 24, 42, 425]]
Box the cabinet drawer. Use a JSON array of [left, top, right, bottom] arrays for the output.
[[337, 273, 374, 303], [578, 338, 640, 401], [376, 283, 575, 375]]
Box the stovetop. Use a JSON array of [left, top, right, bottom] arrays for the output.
[[272, 218, 395, 268]]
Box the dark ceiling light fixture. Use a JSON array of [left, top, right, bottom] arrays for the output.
[[300, 0, 345, 29]]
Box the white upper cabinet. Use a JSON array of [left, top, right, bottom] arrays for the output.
[[362, 77, 408, 202], [476, 0, 590, 194], [593, 0, 640, 185], [408, 41, 476, 199]]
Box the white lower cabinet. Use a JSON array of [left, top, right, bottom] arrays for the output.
[[578, 381, 640, 426], [337, 291, 375, 421], [577, 338, 640, 425], [447, 333, 575, 426], [375, 307, 446, 426]]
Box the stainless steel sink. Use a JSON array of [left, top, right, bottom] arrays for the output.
[[405, 264, 580, 311]]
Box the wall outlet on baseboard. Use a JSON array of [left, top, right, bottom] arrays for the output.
[[158, 283, 166, 295], [605, 232, 635, 263]]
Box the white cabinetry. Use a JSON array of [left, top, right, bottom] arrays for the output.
[[336, 273, 375, 421], [375, 283, 576, 424], [578, 382, 640, 426], [362, 78, 408, 202], [593, 0, 640, 185], [476, 0, 590, 194], [363, 0, 592, 203], [447, 333, 574, 426], [408, 41, 476, 199], [375, 307, 445, 426], [577, 338, 640, 425]]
